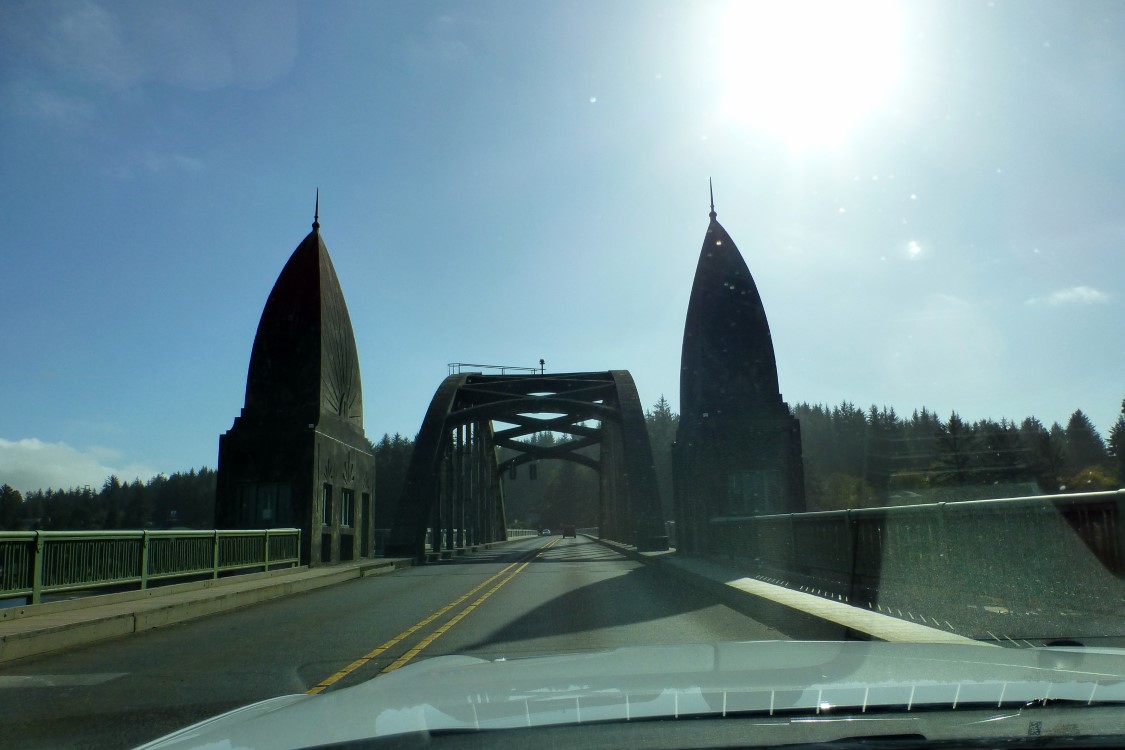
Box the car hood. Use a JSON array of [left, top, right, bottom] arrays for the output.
[[133, 641, 1125, 749]]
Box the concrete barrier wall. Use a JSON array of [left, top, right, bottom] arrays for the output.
[[708, 490, 1125, 614]]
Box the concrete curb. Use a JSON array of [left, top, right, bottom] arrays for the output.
[[0, 565, 316, 623], [0, 558, 412, 665], [589, 535, 988, 646]]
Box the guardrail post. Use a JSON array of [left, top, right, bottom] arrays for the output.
[[937, 502, 949, 581], [1115, 492, 1125, 575], [140, 530, 150, 591], [845, 509, 858, 604], [31, 531, 44, 605], [788, 513, 798, 570], [212, 530, 221, 579], [264, 529, 271, 571]]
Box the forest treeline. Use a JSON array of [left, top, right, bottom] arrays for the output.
[[503, 395, 1125, 523], [3, 396, 1122, 530], [794, 400, 1123, 510], [1, 469, 217, 532], [0, 435, 417, 532]]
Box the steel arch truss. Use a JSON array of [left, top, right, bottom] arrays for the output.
[[385, 371, 669, 560]]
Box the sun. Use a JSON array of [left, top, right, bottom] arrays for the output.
[[719, 0, 904, 150]]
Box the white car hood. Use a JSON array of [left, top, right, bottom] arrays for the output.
[[133, 641, 1125, 749]]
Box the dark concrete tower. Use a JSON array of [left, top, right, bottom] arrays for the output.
[[673, 187, 805, 554], [217, 200, 375, 565]]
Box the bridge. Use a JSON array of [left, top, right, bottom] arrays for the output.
[[384, 369, 668, 559], [4, 500, 1125, 748], [2, 201, 1123, 749]]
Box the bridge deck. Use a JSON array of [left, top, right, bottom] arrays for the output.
[[2, 536, 783, 749], [4, 534, 1116, 749]]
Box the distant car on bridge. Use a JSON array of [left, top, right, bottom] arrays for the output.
[[562, 526, 576, 538], [539, 528, 551, 536]]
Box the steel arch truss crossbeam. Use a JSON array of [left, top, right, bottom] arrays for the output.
[[385, 371, 669, 560]]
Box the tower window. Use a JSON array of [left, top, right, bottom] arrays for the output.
[[341, 489, 355, 527], [321, 484, 333, 526]]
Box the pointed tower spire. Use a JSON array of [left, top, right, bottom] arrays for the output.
[[708, 178, 716, 220], [674, 192, 807, 552], [312, 189, 320, 231]]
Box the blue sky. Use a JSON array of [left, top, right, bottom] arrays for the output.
[[1, 0, 1122, 493]]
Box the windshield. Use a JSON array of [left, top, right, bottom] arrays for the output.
[[1, 1, 1123, 749]]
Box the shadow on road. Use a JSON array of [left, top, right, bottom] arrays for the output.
[[421, 537, 627, 565], [451, 538, 776, 652]]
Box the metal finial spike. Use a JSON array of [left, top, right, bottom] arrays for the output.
[[312, 189, 320, 230], [708, 178, 717, 219]]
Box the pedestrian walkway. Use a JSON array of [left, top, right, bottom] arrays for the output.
[[593, 537, 990, 646], [0, 558, 411, 664]]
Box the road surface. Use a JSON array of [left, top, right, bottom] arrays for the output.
[[0, 535, 786, 750]]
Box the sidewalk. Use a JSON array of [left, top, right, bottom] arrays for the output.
[[0, 557, 412, 664], [593, 537, 989, 646]]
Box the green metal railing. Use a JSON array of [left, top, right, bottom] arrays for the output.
[[0, 528, 301, 604]]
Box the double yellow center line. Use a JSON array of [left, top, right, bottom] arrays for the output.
[[307, 536, 559, 694]]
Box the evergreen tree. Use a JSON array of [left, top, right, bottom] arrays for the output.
[[371, 433, 414, 527], [101, 475, 126, 528], [122, 478, 150, 528], [911, 408, 941, 461], [831, 402, 868, 476], [540, 460, 598, 527], [864, 404, 904, 499], [793, 403, 832, 508], [645, 395, 678, 520], [936, 411, 973, 486], [1106, 398, 1125, 485], [0, 484, 23, 530], [793, 401, 873, 510], [1064, 409, 1109, 475], [1019, 417, 1064, 492], [973, 418, 1032, 485]]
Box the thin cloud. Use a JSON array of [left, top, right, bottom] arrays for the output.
[[1026, 286, 1111, 306], [3, 1, 297, 93], [125, 1, 299, 92], [143, 151, 206, 174], [406, 14, 475, 67], [17, 87, 97, 123], [48, 0, 145, 90], [107, 150, 207, 180], [3, 79, 95, 126], [0, 437, 156, 495]]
